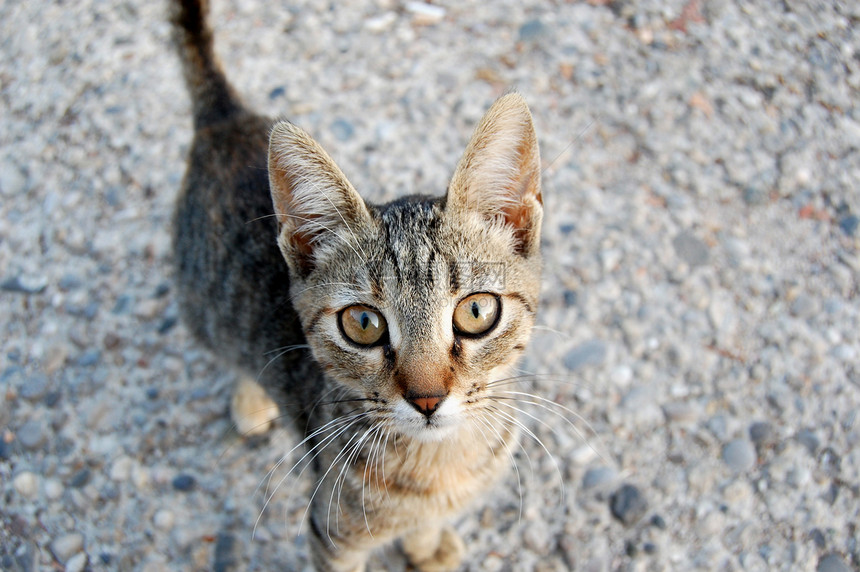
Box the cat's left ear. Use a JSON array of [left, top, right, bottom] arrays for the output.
[[446, 93, 543, 256], [268, 121, 372, 277]]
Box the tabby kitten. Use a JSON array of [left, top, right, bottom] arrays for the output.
[[170, 1, 543, 570]]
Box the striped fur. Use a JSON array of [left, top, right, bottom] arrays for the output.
[[170, 2, 542, 570]]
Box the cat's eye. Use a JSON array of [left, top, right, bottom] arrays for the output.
[[453, 293, 500, 336], [339, 305, 388, 346]]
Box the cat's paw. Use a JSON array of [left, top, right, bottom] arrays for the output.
[[230, 377, 279, 436], [403, 526, 465, 572]]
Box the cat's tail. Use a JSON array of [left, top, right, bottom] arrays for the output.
[[170, 0, 245, 129]]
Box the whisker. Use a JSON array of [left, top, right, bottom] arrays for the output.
[[253, 411, 369, 538], [487, 404, 566, 505], [263, 344, 310, 356], [471, 411, 525, 522], [495, 390, 607, 464]]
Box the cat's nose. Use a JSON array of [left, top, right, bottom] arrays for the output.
[[407, 393, 446, 417]]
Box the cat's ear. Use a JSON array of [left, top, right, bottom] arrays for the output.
[[268, 121, 372, 276], [446, 93, 543, 256]]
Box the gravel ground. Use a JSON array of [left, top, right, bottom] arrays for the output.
[[2, 0, 859, 570]]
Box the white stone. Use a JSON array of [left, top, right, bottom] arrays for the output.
[[13, 471, 39, 498], [153, 509, 175, 531]]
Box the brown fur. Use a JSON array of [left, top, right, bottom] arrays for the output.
[[170, 2, 543, 570]]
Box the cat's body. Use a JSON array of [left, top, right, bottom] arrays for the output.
[[170, 1, 543, 570]]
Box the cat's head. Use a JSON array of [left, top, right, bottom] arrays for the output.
[[268, 94, 542, 441]]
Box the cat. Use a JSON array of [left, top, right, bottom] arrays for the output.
[[170, 1, 543, 570]]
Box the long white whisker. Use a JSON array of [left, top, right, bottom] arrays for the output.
[[472, 411, 524, 522], [489, 403, 565, 504], [497, 390, 607, 464], [253, 412, 369, 537]]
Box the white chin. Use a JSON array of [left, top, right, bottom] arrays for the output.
[[398, 417, 458, 442]]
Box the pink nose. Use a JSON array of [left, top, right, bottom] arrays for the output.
[[408, 395, 444, 417]]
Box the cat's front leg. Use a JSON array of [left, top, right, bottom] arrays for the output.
[[230, 376, 279, 436], [401, 525, 465, 572]]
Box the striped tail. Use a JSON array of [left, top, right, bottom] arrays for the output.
[[170, 0, 244, 129]]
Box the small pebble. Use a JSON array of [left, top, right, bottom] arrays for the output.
[[563, 340, 607, 371], [13, 471, 39, 497], [172, 474, 196, 492], [153, 509, 175, 531], [796, 429, 820, 455], [582, 466, 618, 489], [749, 421, 774, 446], [0, 275, 48, 294], [809, 528, 826, 549], [76, 349, 101, 367], [17, 419, 45, 450], [609, 484, 648, 526], [18, 374, 48, 400], [69, 468, 91, 489], [405, 1, 445, 25], [662, 402, 697, 423], [330, 118, 355, 142], [365, 12, 397, 33], [817, 553, 851, 572], [50, 532, 84, 564], [45, 478, 64, 500], [838, 214, 858, 237], [790, 294, 818, 319], [518, 19, 547, 41], [650, 514, 667, 530], [65, 552, 88, 572], [672, 231, 710, 267], [722, 439, 757, 472], [110, 455, 134, 482]]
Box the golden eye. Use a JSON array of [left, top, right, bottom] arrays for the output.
[[339, 305, 387, 346], [453, 293, 500, 336]]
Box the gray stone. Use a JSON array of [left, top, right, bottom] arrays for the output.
[[749, 422, 774, 446], [172, 474, 196, 492], [563, 340, 607, 371], [58, 274, 83, 291], [796, 429, 820, 455], [838, 214, 858, 237], [518, 19, 547, 42], [76, 349, 101, 367], [722, 439, 757, 472], [69, 469, 91, 489], [18, 375, 48, 401], [610, 484, 648, 526], [790, 294, 818, 319], [742, 186, 768, 205], [582, 466, 618, 489], [213, 533, 237, 572], [1, 275, 47, 295], [672, 231, 710, 267], [330, 118, 355, 141], [17, 420, 45, 450], [0, 164, 28, 195], [817, 554, 851, 572]]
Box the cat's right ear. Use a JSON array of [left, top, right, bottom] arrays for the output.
[[268, 121, 372, 277]]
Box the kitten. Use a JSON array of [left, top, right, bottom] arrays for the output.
[[170, 1, 543, 570]]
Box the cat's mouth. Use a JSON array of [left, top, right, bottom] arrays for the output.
[[391, 399, 460, 442]]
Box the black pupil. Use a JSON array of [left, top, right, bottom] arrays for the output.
[[470, 302, 480, 319], [360, 312, 370, 330]]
